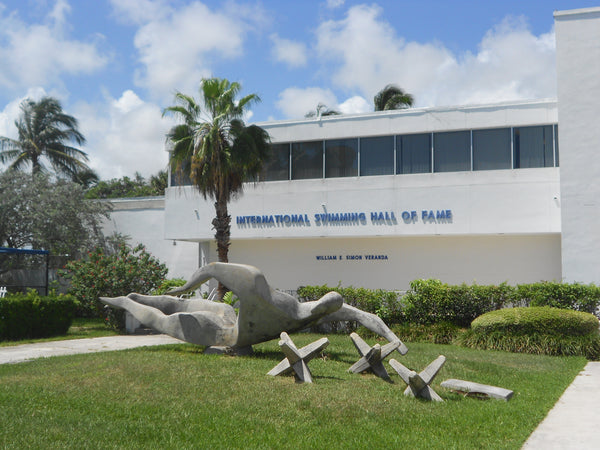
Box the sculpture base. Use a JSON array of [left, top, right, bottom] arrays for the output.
[[204, 345, 253, 356]]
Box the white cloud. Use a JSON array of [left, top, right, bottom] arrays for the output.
[[338, 95, 370, 114], [276, 87, 338, 119], [108, 0, 171, 25], [325, 0, 345, 9], [270, 33, 308, 68], [0, 2, 108, 93], [315, 5, 557, 108], [117, 1, 263, 101], [75, 90, 175, 180]]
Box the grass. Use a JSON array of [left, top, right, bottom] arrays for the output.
[[0, 318, 118, 347], [0, 333, 586, 449]]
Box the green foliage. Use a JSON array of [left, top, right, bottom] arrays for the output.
[[390, 322, 464, 345], [471, 306, 599, 336], [297, 284, 401, 324], [59, 244, 168, 329], [460, 307, 600, 359], [0, 171, 111, 257], [515, 281, 600, 313], [85, 171, 168, 199], [402, 279, 510, 327], [151, 278, 186, 295], [0, 290, 77, 340]]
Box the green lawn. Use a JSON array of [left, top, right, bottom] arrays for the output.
[[0, 333, 586, 449]]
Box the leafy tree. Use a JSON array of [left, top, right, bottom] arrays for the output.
[[0, 171, 110, 257], [60, 243, 168, 326], [0, 96, 91, 178], [85, 170, 168, 199], [305, 103, 341, 118], [374, 84, 414, 111], [163, 78, 270, 299]]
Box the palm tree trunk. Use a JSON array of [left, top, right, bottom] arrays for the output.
[[212, 196, 231, 300]]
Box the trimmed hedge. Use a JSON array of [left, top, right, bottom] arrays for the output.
[[0, 291, 78, 341], [296, 285, 401, 324], [471, 306, 599, 336], [459, 307, 600, 359]]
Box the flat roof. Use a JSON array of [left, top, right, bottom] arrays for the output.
[[554, 7, 600, 19]]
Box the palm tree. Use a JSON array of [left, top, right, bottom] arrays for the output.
[[163, 78, 270, 298], [374, 84, 414, 111], [0, 97, 90, 178], [305, 103, 340, 118]]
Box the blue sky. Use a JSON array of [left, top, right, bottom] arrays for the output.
[[0, 0, 597, 179]]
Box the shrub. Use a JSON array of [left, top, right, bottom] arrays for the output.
[[402, 279, 509, 327], [514, 282, 600, 313], [389, 322, 464, 345], [59, 244, 168, 329], [459, 307, 600, 359], [151, 278, 186, 295], [0, 290, 77, 341]]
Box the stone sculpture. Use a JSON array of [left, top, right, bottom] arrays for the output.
[[100, 262, 405, 354], [440, 379, 514, 401], [389, 355, 446, 401], [348, 332, 401, 382], [267, 332, 329, 383]]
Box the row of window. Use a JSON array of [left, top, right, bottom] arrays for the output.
[[261, 125, 559, 181]]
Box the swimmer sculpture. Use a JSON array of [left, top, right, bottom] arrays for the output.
[[101, 262, 408, 354]]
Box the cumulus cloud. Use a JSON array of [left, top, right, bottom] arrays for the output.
[[276, 87, 339, 119], [315, 5, 557, 108], [0, 2, 108, 93], [112, 1, 264, 101], [270, 34, 308, 68], [75, 90, 176, 179], [338, 95, 370, 114]]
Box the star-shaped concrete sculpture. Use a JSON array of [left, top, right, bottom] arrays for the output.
[[389, 355, 446, 402], [267, 332, 329, 383], [348, 332, 401, 382]]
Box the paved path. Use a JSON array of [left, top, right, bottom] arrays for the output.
[[522, 361, 600, 449], [1, 336, 599, 448], [0, 335, 182, 365]]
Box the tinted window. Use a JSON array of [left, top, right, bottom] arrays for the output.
[[473, 128, 511, 171], [513, 125, 554, 168], [434, 130, 471, 172], [292, 141, 323, 179], [261, 143, 290, 181], [360, 136, 394, 176], [325, 138, 358, 178], [397, 133, 431, 174]]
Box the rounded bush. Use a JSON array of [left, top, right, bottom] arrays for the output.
[[472, 306, 599, 337]]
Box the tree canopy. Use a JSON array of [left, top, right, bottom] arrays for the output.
[[0, 170, 110, 257], [374, 84, 414, 111], [85, 171, 168, 199], [0, 96, 93, 180], [163, 77, 270, 298]]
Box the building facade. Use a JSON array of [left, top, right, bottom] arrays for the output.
[[106, 7, 600, 293]]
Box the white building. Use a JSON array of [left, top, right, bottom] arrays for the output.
[[106, 7, 600, 293]]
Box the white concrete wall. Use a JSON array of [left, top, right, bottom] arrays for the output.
[[555, 7, 600, 284], [165, 168, 560, 241], [101, 197, 198, 280], [202, 234, 561, 291]]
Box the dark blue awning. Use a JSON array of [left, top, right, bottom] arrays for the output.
[[0, 247, 49, 255]]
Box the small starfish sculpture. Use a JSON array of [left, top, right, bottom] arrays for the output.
[[267, 332, 329, 383], [389, 355, 446, 402], [348, 332, 401, 382]]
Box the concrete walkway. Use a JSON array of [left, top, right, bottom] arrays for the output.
[[522, 361, 600, 449], [0, 335, 182, 365], [1, 337, 599, 448]]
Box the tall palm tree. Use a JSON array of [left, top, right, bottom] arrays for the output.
[[163, 78, 270, 298], [374, 84, 414, 111], [0, 97, 90, 178]]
